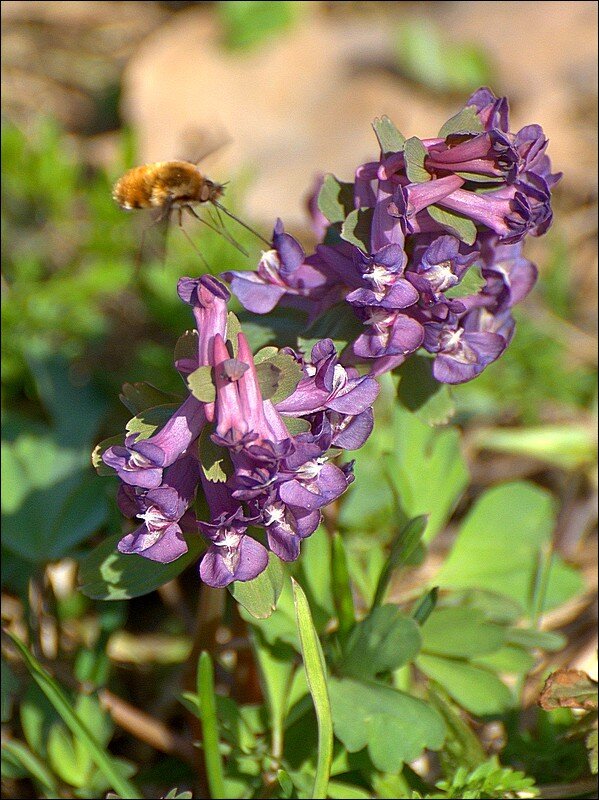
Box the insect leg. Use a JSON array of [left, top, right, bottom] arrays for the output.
[[212, 201, 272, 247], [188, 205, 249, 257]]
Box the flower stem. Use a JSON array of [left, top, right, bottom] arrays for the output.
[[197, 650, 226, 799]]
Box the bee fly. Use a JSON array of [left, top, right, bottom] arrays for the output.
[[112, 159, 270, 267]]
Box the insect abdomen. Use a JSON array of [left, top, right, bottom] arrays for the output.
[[112, 162, 204, 210]]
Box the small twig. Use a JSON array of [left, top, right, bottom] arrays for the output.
[[98, 688, 196, 764]]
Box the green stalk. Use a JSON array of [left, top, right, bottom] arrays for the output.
[[197, 651, 226, 799], [292, 579, 333, 800]]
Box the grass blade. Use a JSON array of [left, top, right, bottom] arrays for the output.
[[292, 578, 333, 800], [197, 651, 226, 799], [7, 633, 141, 799]]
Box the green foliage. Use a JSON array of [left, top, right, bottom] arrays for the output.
[[217, 1, 302, 51], [7, 635, 139, 798], [435, 482, 584, 614], [341, 207, 374, 252], [79, 532, 205, 600], [229, 552, 285, 619], [395, 20, 493, 94], [434, 756, 538, 798], [372, 116, 406, 157], [404, 137, 431, 184], [328, 678, 446, 772]]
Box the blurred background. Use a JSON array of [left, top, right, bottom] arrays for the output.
[[1, 1, 597, 796]]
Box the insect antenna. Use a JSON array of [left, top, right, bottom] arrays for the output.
[[186, 205, 249, 257], [212, 200, 272, 247]]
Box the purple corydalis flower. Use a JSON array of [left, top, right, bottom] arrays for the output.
[[224, 219, 335, 315], [407, 235, 478, 303], [212, 331, 274, 444], [198, 475, 268, 587], [353, 308, 424, 359], [345, 244, 419, 310], [177, 275, 230, 368], [277, 438, 354, 512], [424, 318, 506, 384], [261, 496, 320, 561], [276, 338, 379, 417], [117, 454, 201, 562], [199, 508, 268, 587], [425, 130, 519, 182], [102, 394, 206, 489]]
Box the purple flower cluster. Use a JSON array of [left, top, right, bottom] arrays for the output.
[[101, 276, 378, 587], [225, 88, 560, 384]]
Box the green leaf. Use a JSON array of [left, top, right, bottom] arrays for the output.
[[396, 355, 456, 426], [372, 515, 428, 608], [252, 633, 296, 758], [340, 606, 421, 680], [420, 607, 506, 658], [226, 311, 242, 355], [505, 627, 566, 651], [372, 116, 406, 157], [79, 533, 204, 600], [390, 404, 469, 542], [435, 482, 584, 613], [277, 770, 294, 798], [427, 205, 478, 245], [125, 404, 178, 439], [404, 137, 431, 183], [341, 207, 373, 251], [292, 578, 334, 800], [438, 106, 485, 138], [427, 685, 487, 771], [2, 440, 110, 562], [445, 263, 486, 298], [473, 644, 535, 675], [298, 303, 364, 357], [317, 174, 355, 225], [254, 350, 303, 404], [417, 654, 513, 715], [174, 330, 199, 373], [47, 724, 89, 787], [7, 634, 141, 799], [187, 366, 216, 403], [456, 170, 505, 184], [328, 677, 445, 771], [198, 428, 229, 483], [586, 728, 598, 775], [282, 416, 312, 435], [395, 21, 492, 95], [229, 552, 284, 619], [119, 382, 181, 415]]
